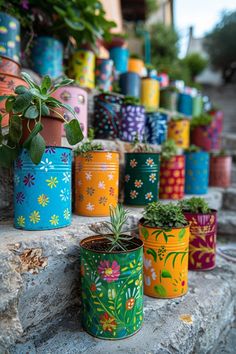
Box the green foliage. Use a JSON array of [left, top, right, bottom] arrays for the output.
[[130, 53, 143, 60], [142, 202, 188, 229], [123, 96, 141, 106], [145, 0, 159, 17], [131, 133, 154, 153], [171, 114, 186, 122], [161, 139, 178, 160], [185, 145, 201, 153], [178, 197, 211, 214], [74, 128, 103, 155], [181, 53, 208, 80], [211, 149, 230, 157], [190, 113, 213, 129]]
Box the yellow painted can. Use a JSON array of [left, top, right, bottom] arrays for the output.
[[128, 58, 144, 75], [141, 78, 160, 112], [69, 50, 95, 89], [168, 119, 190, 149]]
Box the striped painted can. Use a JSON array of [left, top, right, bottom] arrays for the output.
[[109, 47, 129, 74], [69, 50, 95, 89], [178, 93, 193, 116], [145, 112, 168, 145], [184, 152, 209, 194], [124, 153, 160, 205], [14, 147, 72, 230], [95, 58, 113, 92], [119, 72, 141, 98], [119, 104, 146, 142], [141, 78, 160, 112], [0, 12, 20, 62]]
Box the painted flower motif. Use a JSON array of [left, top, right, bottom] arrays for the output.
[[90, 275, 102, 292], [149, 173, 156, 183], [125, 174, 130, 182], [125, 288, 139, 310], [14, 174, 20, 186], [45, 147, 56, 154], [38, 194, 49, 207], [61, 153, 69, 164], [109, 187, 115, 196], [146, 158, 154, 167], [98, 181, 105, 189], [7, 80, 15, 90], [106, 152, 112, 160], [17, 216, 25, 227], [50, 214, 59, 226], [130, 159, 137, 168], [46, 176, 58, 188], [86, 203, 94, 211], [62, 172, 71, 183], [79, 194, 84, 202], [98, 260, 120, 282], [16, 158, 23, 170], [100, 312, 117, 333], [134, 179, 143, 188], [16, 192, 25, 204], [85, 172, 92, 181], [40, 158, 54, 172], [23, 173, 35, 187], [60, 90, 71, 101], [60, 188, 70, 202], [29, 211, 40, 224], [145, 192, 153, 201], [108, 173, 114, 181], [144, 256, 157, 286], [86, 187, 95, 196], [85, 153, 93, 162], [99, 196, 108, 206], [63, 208, 70, 220], [158, 246, 166, 261], [130, 190, 138, 199]]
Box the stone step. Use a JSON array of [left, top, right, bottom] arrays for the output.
[[217, 210, 236, 236], [222, 133, 236, 151], [222, 187, 236, 211]]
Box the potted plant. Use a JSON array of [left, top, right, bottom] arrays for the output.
[[159, 139, 185, 200], [141, 76, 160, 112], [145, 110, 168, 145], [178, 197, 217, 270], [184, 145, 209, 194], [160, 86, 179, 111], [167, 114, 190, 149], [119, 71, 141, 98], [119, 96, 146, 142], [177, 92, 193, 117], [74, 131, 119, 216], [95, 58, 114, 92], [139, 202, 189, 298], [80, 204, 143, 339], [209, 150, 232, 188], [124, 137, 160, 205], [128, 53, 144, 76]]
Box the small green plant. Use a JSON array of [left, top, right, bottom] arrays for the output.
[[74, 128, 103, 155], [171, 114, 186, 121], [161, 139, 178, 160], [162, 86, 179, 93], [211, 149, 230, 157], [142, 202, 188, 229], [130, 53, 143, 60], [123, 96, 141, 106], [185, 145, 201, 153], [178, 197, 211, 214], [131, 133, 154, 153], [190, 113, 213, 129]]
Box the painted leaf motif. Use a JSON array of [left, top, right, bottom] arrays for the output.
[[161, 269, 172, 278], [178, 228, 186, 241], [146, 248, 157, 262], [152, 229, 162, 240], [154, 285, 167, 297], [141, 227, 149, 240]]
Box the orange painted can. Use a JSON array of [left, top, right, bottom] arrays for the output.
[[139, 222, 189, 298], [167, 119, 190, 149], [74, 151, 119, 216], [128, 58, 144, 75]]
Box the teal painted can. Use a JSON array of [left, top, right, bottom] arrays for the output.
[[192, 95, 203, 117], [178, 93, 193, 116], [124, 152, 160, 205], [80, 235, 143, 339], [184, 151, 209, 194], [0, 12, 20, 62], [109, 47, 129, 74]]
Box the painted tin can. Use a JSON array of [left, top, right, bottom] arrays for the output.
[[51, 86, 88, 138], [160, 89, 178, 111], [167, 119, 190, 149], [178, 93, 193, 116], [14, 147, 72, 230], [80, 235, 143, 339], [0, 12, 20, 62], [184, 211, 217, 270], [139, 222, 189, 298], [159, 155, 185, 200], [119, 104, 146, 142], [69, 50, 95, 89], [31, 36, 63, 78], [95, 58, 113, 92], [74, 151, 119, 216], [192, 95, 203, 117], [94, 93, 123, 139], [184, 152, 209, 194], [209, 156, 232, 188], [128, 58, 144, 75], [145, 112, 168, 145], [119, 72, 141, 98], [124, 153, 160, 205], [109, 46, 129, 74], [146, 67, 158, 79], [0, 55, 20, 75], [141, 78, 160, 112], [157, 72, 169, 88]]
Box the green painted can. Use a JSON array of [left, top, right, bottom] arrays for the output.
[[192, 95, 203, 117], [124, 152, 160, 205], [80, 236, 143, 339]]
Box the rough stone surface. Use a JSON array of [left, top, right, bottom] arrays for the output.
[[223, 187, 236, 211], [0, 166, 13, 210], [217, 210, 236, 235]]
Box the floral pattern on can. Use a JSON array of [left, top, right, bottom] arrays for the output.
[[145, 112, 168, 145], [95, 58, 114, 92], [69, 50, 95, 89], [185, 151, 209, 194], [0, 12, 20, 62], [14, 147, 72, 230], [168, 119, 190, 149], [120, 104, 146, 142]]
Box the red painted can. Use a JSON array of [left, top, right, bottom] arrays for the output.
[[209, 155, 232, 188], [159, 155, 185, 200]]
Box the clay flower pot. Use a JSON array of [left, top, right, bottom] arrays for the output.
[[145, 112, 168, 145], [14, 147, 72, 230], [80, 235, 143, 339], [141, 78, 160, 112], [178, 93, 193, 116], [124, 152, 160, 205], [209, 155, 232, 188], [184, 151, 209, 194], [69, 49, 95, 89], [0, 55, 20, 76], [95, 58, 113, 92], [0, 12, 20, 62], [119, 104, 146, 142], [183, 210, 217, 270], [119, 72, 141, 98], [128, 58, 144, 75], [167, 119, 190, 149], [160, 89, 178, 111], [159, 155, 185, 200], [139, 221, 189, 298], [109, 46, 129, 74], [74, 151, 119, 216]]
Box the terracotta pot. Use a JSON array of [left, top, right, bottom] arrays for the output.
[[128, 58, 144, 75], [139, 221, 189, 298], [0, 56, 20, 75], [209, 155, 232, 188], [21, 116, 63, 146], [141, 78, 160, 112], [167, 119, 190, 149]]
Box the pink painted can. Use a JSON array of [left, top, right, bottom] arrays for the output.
[[184, 211, 217, 270], [51, 86, 88, 137], [209, 155, 232, 188]]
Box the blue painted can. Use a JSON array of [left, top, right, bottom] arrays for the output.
[[31, 36, 63, 78], [0, 12, 20, 62], [14, 147, 72, 230], [109, 47, 129, 74], [184, 151, 209, 194], [145, 112, 168, 145], [178, 93, 193, 116], [119, 72, 141, 98]]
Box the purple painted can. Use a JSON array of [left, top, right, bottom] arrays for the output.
[[184, 211, 217, 270], [119, 104, 146, 142]]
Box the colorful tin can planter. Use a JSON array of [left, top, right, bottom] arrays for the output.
[[95, 58, 113, 92], [69, 50, 95, 89], [109, 46, 129, 74], [157, 72, 169, 88], [192, 95, 203, 117], [119, 104, 146, 142], [183, 211, 217, 270], [167, 119, 190, 149], [51, 86, 88, 138], [139, 222, 189, 298], [124, 153, 160, 205], [160, 89, 178, 111], [128, 58, 144, 75], [94, 93, 123, 139], [159, 155, 185, 200], [31, 36, 63, 79], [80, 235, 143, 339], [0, 12, 20, 62], [178, 93, 193, 117], [209, 155, 232, 188], [14, 147, 72, 230], [0, 55, 20, 75], [74, 151, 119, 216], [141, 78, 160, 112], [184, 152, 209, 194], [145, 112, 168, 145], [119, 72, 141, 98], [146, 67, 158, 79]]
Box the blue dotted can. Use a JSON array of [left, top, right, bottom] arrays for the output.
[[184, 151, 209, 194], [145, 112, 168, 145], [0, 12, 20, 62]]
